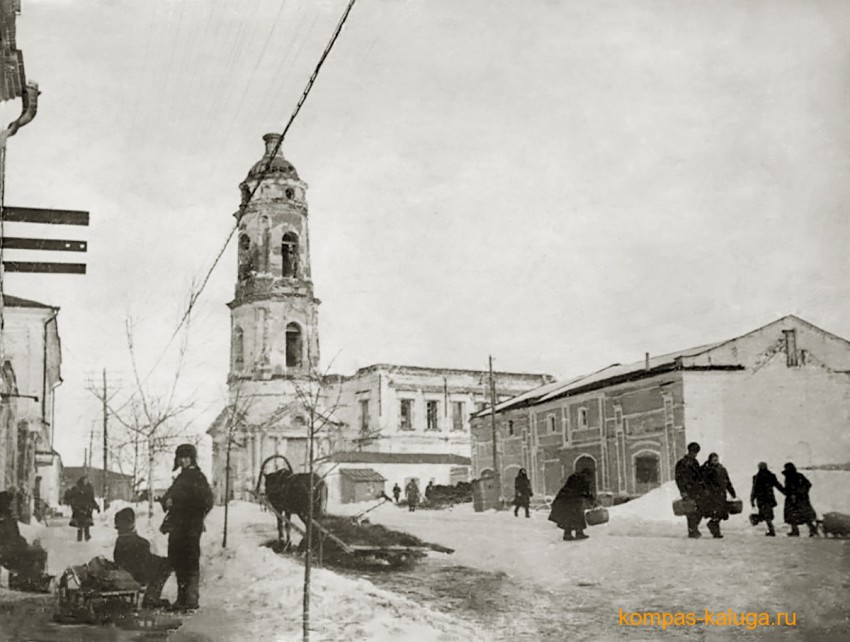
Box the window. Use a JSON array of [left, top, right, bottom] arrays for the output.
[[578, 407, 588, 429], [546, 415, 556, 433], [281, 232, 299, 278], [238, 234, 253, 280], [508, 420, 514, 436], [259, 217, 270, 272], [426, 401, 440, 431], [400, 400, 413, 431], [359, 399, 370, 433], [452, 401, 465, 431], [285, 322, 302, 368], [285, 187, 295, 199], [784, 329, 799, 367], [232, 327, 244, 371]]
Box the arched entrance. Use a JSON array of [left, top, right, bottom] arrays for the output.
[[573, 455, 597, 495]]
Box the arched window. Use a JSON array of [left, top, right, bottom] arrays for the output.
[[286, 322, 303, 368], [238, 234, 253, 280], [281, 232, 299, 278], [232, 326, 244, 370]]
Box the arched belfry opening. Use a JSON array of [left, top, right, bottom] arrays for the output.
[[286, 322, 303, 368], [281, 232, 299, 278], [238, 234, 253, 280]]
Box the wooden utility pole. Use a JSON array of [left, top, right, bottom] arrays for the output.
[[102, 368, 109, 508], [489, 356, 501, 505]]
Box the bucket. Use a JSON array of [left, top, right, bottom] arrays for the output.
[[672, 498, 698, 517], [585, 507, 609, 526]]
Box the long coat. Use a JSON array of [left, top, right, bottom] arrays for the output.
[[405, 482, 420, 506], [782, 469, 816, 525], [65, 483, 98, 529], [161, 466, 214, 538], [674, 455, 702, 499], [514, 473, 532, 508], [700, 462, 736, 520], [548, 473, 593, 531]]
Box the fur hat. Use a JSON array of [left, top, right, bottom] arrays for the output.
[[114, 507, 136, 532], [173, 443, 198, 471]]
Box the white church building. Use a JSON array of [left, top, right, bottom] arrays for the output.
[[206, 135, 552, 504]]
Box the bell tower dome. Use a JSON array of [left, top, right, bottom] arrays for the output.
[[228, 134, 320, 381]]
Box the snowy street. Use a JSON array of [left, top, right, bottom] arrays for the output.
[[2, 472, 848, 641]]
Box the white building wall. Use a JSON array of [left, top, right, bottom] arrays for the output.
[[323, 461, 458, 506], [683, 356, 850, 482]]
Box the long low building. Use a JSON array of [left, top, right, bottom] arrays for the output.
[[470, 315, 850, 501]]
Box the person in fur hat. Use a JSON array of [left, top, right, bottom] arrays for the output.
[[113, 507, 172, 608], [160, 443, 213, 612]]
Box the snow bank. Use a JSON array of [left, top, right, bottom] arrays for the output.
[[170, 501, 486, 642]]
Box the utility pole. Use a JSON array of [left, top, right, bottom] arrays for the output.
[[488, 356, 501, 506], [102, 368, 109, 509]]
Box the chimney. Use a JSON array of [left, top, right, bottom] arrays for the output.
[[645, 352, 650, 370]]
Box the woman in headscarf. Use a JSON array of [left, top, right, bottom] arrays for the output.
[[548, 469, 595, 540], [782, 462, 818, 537], [513, 468, 533, 518], [700, 453, 737, 539]]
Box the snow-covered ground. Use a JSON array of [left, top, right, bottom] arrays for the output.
[[4, 470, 847, 641], [14, 500, 481, 642]]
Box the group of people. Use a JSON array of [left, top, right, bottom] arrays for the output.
[[675, 441, 817, 538], [391, 479, 427, 511], [1, 443, 214, 612]]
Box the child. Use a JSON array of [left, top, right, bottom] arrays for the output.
[[0, 491, 49, 591], [113, 507, 172, 609]]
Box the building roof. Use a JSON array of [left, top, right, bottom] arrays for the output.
[[351, 363, 555, 382], [63, 467, 134, 485], [3, 294, 55, 309], [474, 315, 831, 416], [246, 133, 299, 181], [339, 468, 386, 483], [330, 451, 471, 466]]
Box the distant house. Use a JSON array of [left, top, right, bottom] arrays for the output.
[[2, 294, 63, 520], [61, 467, 134, 504], [336, 468, 386, 504], [471, 316, 850, 500]]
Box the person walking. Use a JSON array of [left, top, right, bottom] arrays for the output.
[[513, 468, 532, 518], [548, 469, 595, 540], [65, 476, 99, 542], [750, 462, 784, 537], [781, 462, 818, 537], [700, 453, 736, 539], [404, 479, 420, 512], [160, 443, 214, 612], [675, 442, 704, 538], [392, 483, 401, 504]]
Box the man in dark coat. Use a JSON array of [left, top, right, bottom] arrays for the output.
[[65, 476, 99, 542], [392, 483, 401, 503], [674, 442, 704, 538], [114, 508, 172, 609], [161, 443, 214, 612], [0, 491, 48, 587], [548, 469, 595, 540], [781, 462, 818, 537], [700, 453, 736, 538], [750, 462, 784, 537], [513, 468, 533, 518], [405, 479, 420, 512]]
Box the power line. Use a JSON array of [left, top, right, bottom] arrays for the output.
[[168, 0, 359, 346]]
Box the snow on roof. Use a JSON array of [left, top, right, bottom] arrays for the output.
[[330, 452, 471, 466], [3, 293, 55, 309]]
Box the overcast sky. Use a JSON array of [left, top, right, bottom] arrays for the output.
[[4, 0, 849, 468]]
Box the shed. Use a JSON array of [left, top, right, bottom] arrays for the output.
[[339, 468, 386, 504]]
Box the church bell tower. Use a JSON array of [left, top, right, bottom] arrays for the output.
[[228, 133, 321, 382]]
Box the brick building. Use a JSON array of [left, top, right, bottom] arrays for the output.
[[471, 316, 850, 501]]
